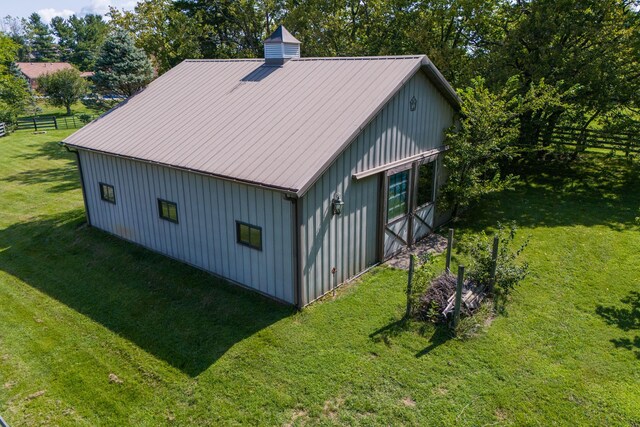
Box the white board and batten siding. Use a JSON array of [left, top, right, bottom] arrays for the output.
[[78, 150, 296, 304], [299, 69, 456, 305]]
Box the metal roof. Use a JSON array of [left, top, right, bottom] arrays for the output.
[[64, 56, 459, 196], [264, 25, 301, 44]]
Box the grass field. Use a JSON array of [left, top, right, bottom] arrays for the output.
[[0, 129, 638, 426]]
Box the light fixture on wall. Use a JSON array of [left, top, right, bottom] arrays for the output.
[[332, 193, 344, 215]]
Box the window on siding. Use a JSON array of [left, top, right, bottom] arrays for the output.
[[158, 199, 178, 223], [387, 170, 409, 220], [99, 182, 116, 204], [236, 221, 262, 250], [416, 161, 436, 207]]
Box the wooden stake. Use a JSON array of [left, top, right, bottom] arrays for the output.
[[405, 256, 415, 319], [488, 235, 499, 294], [446, 228, 454, 273], [453, 265, 465, 328]]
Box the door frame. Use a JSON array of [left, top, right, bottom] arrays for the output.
[[377, 156, 439, 261]]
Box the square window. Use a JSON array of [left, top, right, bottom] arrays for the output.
[[236, 221, 262, 251], [99, 182, 116, 204], [158, 199, 178, 223]]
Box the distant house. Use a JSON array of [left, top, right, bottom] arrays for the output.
[[16, 62, 93, 90], [62, 25, 460, 308]]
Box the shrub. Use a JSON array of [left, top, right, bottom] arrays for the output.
[[78, 113, 93, 124], [461, 222, 530, 300]]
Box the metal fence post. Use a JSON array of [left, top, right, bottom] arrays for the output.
[[446, 228, 454, 273], [453, 265, 465, 328], [488, 235, 499, 294]]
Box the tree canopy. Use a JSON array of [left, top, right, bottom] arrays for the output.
[[93, 29, 154, 98]]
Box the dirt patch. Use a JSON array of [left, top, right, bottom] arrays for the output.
[[385, 233, 448, 270], [401, 396, 416, 407], [284, 409, 308, 426], [322, 397, 345, 421], [3, 381, 16, 389], [25, 390, 45, 401]]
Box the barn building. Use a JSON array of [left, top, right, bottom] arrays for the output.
[[63, 26, 460, 307]]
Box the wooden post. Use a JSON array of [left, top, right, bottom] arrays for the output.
[[405, 255, 415, 318], [445, 228, 454, 273], [488, 235, 499, 294], [453, 265, 465, 328], [53, 116, 58, 129], [33, 117, 37, 131]]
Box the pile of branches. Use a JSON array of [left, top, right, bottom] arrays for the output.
[[416, 272, 475, 323]]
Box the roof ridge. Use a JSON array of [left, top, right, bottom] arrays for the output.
[[183, 55, 425, 63]]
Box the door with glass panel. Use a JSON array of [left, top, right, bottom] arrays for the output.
[[412, 159, 437, 242], [382, 167, 412, 259]]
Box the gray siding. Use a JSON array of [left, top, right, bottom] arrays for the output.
[[79, 150, 295, 304], [299, 70, 455, 304]]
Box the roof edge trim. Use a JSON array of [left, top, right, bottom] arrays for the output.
[[62, 143, 300, 197]]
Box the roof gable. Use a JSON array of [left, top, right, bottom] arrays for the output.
[[64, 56, 458, 196]]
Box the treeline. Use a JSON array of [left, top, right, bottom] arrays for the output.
[[0, 0, 638, 215]]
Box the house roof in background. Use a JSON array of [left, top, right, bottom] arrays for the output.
[[64, 56, 459, 196], [16, 62, 93, 79]]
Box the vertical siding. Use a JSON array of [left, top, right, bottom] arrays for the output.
[[79, 151, 295, 304], [300, 70, 455, 304]]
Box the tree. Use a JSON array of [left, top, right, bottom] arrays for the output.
[[52, 14, 109, 71], [439, 78, 519, 218], [482, 0, 640, 146], [93, 30, 154, 97], [37, 68, 88, 115], [0, 34, 30, 123], [109, 0, 203, 74], [25, 13, 57, 61]]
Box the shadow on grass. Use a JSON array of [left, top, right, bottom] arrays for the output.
[[4, 140, 80, 193], [462, 156, 640, 233], [596, 291, 640, 359], [0, 210, 294, 376], [369, 317, 453, 357]]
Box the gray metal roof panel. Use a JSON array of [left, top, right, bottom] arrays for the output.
[[64, 56, 458, 194]]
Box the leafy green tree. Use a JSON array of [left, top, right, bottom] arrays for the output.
[[439, 78, 519, 218], [37, 68, 88, 115], [109, 0, 203, 74], [51, 15, 109, 71], [1, 16, 30, 61], [25, 13, 57, 61], [483, 0, 640, 146], [0, 34, 30, 123], [93, 29, 154, 97]]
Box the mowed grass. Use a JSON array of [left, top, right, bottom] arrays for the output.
[[0, 129, 639, 426]]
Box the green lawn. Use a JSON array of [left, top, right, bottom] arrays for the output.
[[0, 129, 638, 426]]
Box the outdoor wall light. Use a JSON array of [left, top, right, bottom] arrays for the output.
[[332, 193, 344, 215]]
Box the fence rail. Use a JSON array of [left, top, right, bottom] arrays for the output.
[[542, 126, 640, 155], [15, 114, 97, 131], [0, 122, 5, 137]]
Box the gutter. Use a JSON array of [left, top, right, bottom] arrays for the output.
[[62, 143, 92, 227]]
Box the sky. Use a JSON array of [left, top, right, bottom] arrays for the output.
[[0, 0, 136, 22]]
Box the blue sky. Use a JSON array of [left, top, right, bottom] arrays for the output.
[[0, 0, 136, 22]]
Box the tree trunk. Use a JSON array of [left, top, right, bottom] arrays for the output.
[[66, 104, 72, 116]]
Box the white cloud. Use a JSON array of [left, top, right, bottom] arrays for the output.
[[80, 0, 136, 17], [37, 8, 76, 23]]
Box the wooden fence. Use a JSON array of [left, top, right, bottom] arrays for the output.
[[0, 122, 5, 137], [15, 115, 97, 131], [542, 126, 640, 156]]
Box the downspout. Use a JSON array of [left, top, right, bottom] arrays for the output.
[[62, 144, 92, 227], [287, 194, 304, 309]]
